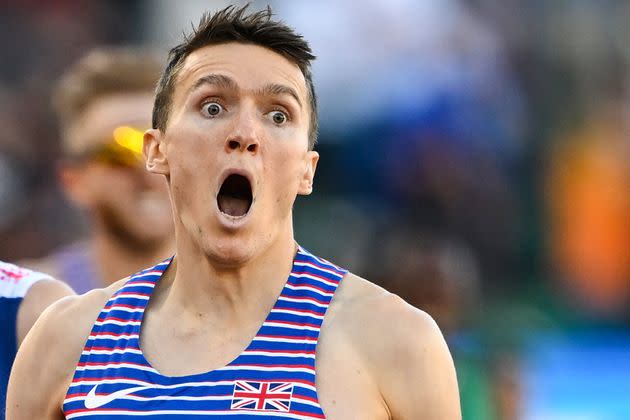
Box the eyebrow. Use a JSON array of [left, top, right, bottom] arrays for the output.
[[255, 84, 302, 109], [189, 74, 238, 94], [189, 74, 302, 109]]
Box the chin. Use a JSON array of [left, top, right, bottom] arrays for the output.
[[204, 237, 258, 267]]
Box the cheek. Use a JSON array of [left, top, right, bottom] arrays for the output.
[[166, 129, 221, 177], [170, 183, 187, 217], [145, 172, 169, 191], [107, 172, 138, 192], [101, 180, 133, 205], [265, 152, 304, 204], [170, 157, 207, 197], [278, 148, 307, 182], [169, 159, 212, 214], [83, 170, 116, 198]]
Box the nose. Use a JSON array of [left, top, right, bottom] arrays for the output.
[[225, 109, 260, 154], [226, 137, 258, 153]]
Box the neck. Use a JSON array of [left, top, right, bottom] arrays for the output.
[[161, 225, 297, 322], [91, 226, 174, 287]]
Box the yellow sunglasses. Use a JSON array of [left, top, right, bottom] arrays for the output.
[[72, 126, 145, 167]]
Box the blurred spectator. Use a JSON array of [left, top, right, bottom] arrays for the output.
[[366, 223, 498, 418], [0, 1, 145, 261], [546, 104, 630, 318], [22, 48, 174, 293], [369, 225, 480, 332]]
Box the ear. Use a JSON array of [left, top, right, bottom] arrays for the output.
[[298, 150, 319, 196], [144, 128, 169, 175]]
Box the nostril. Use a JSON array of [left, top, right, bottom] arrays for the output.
[[247, 144, 257, 152], [228, 140, 239, 150]]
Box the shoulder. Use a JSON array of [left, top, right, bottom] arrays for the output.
[[16, 277, 75, 346], [6, 279, 126, 417], [23, 278, 125, 356], [330, 273, 461, 419], [331, 272, 444, 358]]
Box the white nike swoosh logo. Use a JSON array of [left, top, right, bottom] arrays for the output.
[[84, 384, 153, 409]]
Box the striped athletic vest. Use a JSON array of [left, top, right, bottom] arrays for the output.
[[63, 246, 347, 419]]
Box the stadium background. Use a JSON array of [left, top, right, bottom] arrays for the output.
[[1, 0, 630, 418]]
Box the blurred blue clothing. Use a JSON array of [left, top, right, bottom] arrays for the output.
[[40, 241, 100, 295], [0, 261, 51, 417]]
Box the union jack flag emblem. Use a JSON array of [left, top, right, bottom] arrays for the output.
[[231, 380, 294, 412]]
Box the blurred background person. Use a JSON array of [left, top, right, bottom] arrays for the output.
[[1, 261, 73, 417], [546, 104, 630, 320], [22, 48, 174, 293]]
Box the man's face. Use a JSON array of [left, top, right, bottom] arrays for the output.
[[145, 43, 318, 264], [61, 93, 173, 248]]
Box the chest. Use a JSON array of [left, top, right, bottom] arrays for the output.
[[66, 254, 392, 419], [138, 310, 390, 420], [140, 310, 262, 376]]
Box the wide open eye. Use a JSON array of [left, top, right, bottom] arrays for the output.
[[269, 110, 288, 125], [201, 102, 224, 117]]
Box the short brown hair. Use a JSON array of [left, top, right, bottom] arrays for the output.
[[153, 5, 318, 149], [53, 47, 163, 154]]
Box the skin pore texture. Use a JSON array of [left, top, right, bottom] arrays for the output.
[[6, 43, 460, 419]]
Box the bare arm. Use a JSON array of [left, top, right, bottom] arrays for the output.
[[379, 299, 461, 419], [336, 274, 461, 419], [349, 286, 461, 419], [16, 278, 75, 346], [7, 286, 115, 420]]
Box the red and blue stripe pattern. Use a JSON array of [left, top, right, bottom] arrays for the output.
[[63, 247, 346, 419]]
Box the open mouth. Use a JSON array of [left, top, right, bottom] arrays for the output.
[[217, 174, 253, 217]]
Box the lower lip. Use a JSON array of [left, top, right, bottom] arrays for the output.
[[215, 202, 253, 228]]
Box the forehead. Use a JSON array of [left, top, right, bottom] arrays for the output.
[[174, 43, 308, 103], [66, 92, 154, 153]]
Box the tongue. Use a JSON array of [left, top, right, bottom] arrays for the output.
[[218, 194, 250, 217]]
